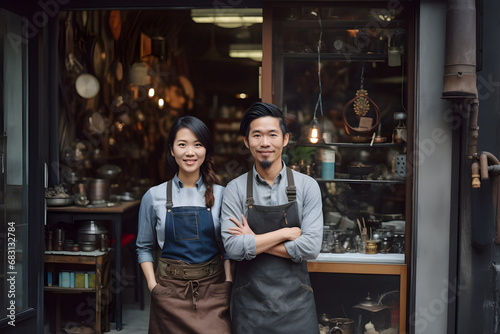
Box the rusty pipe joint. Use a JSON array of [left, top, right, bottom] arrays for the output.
[[471, 161, 480, 188], [476, 151, 500, 181]]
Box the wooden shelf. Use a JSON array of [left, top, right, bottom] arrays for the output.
[[44, 252, 110, 333], [44, 286, 95, 293]]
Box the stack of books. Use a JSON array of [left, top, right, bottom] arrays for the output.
[[47, 271, 96, 288]]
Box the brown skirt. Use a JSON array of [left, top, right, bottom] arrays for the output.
[[148, 259, 232, 334]]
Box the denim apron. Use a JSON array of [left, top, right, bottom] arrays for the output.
[[148, 180, 231, 334], [231, 168, 319, 334]]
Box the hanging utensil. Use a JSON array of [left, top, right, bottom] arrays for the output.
[[75, 73, 100, 99]]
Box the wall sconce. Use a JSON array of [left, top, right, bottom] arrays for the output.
[[229, 44, 262, 61], [191, 8, 262, 28]]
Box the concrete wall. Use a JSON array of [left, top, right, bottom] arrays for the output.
[[411, 1, 452, 333]]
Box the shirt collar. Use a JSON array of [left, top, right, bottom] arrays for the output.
[[172, 174, 204, 192], [253, 161, 286, 186]]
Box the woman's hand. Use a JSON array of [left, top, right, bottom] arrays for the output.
[[148, 282, 158, 292], [227, 214, 255, 236]]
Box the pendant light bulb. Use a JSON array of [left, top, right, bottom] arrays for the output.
[[309, 118, 320, 144]]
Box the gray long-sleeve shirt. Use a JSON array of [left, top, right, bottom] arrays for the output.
[[221, 163, 323, 263]]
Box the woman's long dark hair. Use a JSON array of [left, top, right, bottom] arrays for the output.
[[167, 116, 218, 207]]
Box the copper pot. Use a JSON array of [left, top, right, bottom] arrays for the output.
[[88, 178, 110, 203]]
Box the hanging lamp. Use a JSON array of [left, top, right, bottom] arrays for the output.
[[308, 10, 324, 144]]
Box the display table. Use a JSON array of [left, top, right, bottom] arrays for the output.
[[46, 200, 141, 331], [44, 250, 111, 334], [307, 261, 407, 333]]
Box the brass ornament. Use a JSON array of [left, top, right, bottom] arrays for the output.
[[354, 88, 370, 117], [353, 65, 369, 117]]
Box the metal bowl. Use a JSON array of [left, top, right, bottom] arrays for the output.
[[46, 197, 74, 206], [79, 241, 97, 252]]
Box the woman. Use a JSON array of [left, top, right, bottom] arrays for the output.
[[136, 116, 232, 333]]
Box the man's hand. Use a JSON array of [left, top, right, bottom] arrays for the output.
[[284, 227, 302, 241], [227, 214, 255, 236]]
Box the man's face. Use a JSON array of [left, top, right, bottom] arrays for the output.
[[244, 116, 289, 169]]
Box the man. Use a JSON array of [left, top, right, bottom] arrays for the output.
[[221, 102, 323, 334]]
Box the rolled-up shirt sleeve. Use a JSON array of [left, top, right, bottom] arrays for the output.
[[136, 190, 157, 264], [284, 176, 323, 262], [221, 178, 257, 261]]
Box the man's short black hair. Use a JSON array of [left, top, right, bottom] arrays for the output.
[[240, 102, 288, 138]]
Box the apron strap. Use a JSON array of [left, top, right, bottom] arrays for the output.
[[166, 180, 173, 210], [286, 167, 296, 202], [246, 169, 255, 206], [246, 167, 296, 206]]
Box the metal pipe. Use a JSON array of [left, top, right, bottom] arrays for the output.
[[466, 100, 479, 159], [480, 153, 489, 180], [488, 165, 500, 175], [442, 0, 477, 99], [478, 151, 500, 180]]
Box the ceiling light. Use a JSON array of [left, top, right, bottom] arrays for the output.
[[191, 8, 262, 28], [229, 44, 262, 61]]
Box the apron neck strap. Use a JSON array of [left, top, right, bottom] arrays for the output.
[[246, 167, 296, 206], [246, 169, 255, 206], [286, 167, 296, 202], [166, 180, 173, 209]]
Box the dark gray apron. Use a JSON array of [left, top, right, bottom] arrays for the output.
[[231, 168, 319, 334]]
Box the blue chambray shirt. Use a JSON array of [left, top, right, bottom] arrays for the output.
[[136, 174, 227, 264], [221, 162, 323, 263]]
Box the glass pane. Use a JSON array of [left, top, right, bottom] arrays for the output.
[[273, 4, 410, 263], [0, 9, 29, 320]]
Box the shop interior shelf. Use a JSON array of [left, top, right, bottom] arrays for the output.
[[295, 142, 406, 148], [311, 252, 405, 265], [44, 286, 95, 293], [316, 178, 406, 184], [276, 19, 408, 30], [282, 53, 388, 62]]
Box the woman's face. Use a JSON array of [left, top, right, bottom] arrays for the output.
[[170, 127, 206, 177]]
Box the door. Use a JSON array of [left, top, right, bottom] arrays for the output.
[[0, 3, 48, 334]]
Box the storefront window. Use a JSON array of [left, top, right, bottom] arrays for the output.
[[0, 9, 30, 320], [271, 4, 410, 263]]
